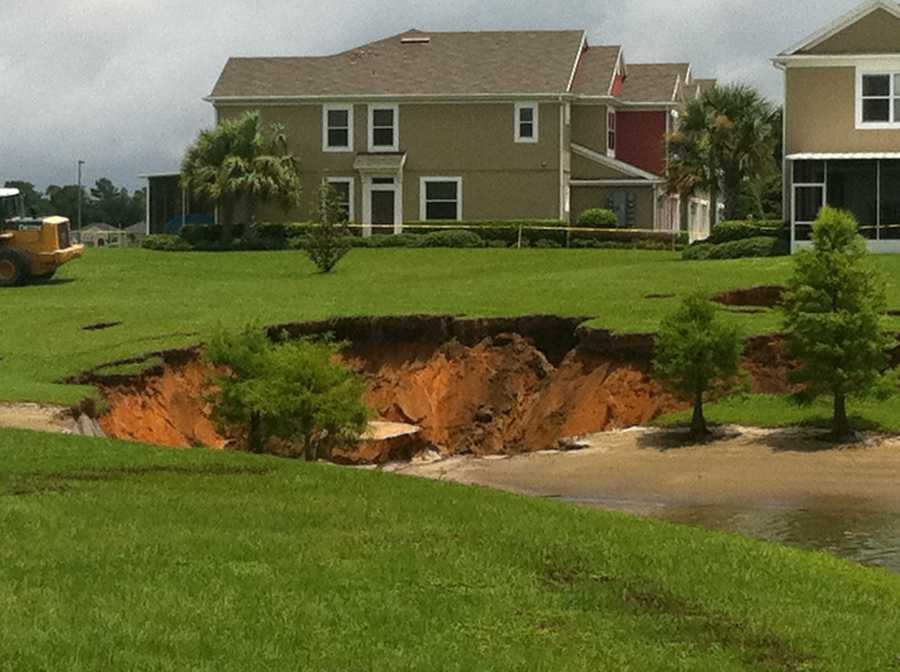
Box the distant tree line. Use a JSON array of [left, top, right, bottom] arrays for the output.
[[2, 179, 145, 228]]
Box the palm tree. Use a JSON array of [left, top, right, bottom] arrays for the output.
[[181, 112, 302, 242], [668, 84, 777, 230]]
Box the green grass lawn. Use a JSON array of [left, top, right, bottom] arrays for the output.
[[1, 428, 898, 671], [1, 247, 898, 429]]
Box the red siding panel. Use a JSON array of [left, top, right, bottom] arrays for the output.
[[615, 111, 667, 176]]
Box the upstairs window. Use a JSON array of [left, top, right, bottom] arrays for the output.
[[858, 71, 900, 127], [515, 103, 539, 143], [608, 110, 617, 153], [323, 105, 353, 152], [369, 104, 399, 151]]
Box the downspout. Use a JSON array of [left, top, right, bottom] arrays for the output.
[[559, 95, 567, 222]]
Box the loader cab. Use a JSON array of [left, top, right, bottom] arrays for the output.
[[0, 188, 26, 226]]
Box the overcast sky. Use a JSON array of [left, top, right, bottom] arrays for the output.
[[0, 0, 860, 191]]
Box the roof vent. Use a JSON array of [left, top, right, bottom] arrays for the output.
[[401, 36, 431, 44]]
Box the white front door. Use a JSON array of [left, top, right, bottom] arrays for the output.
[[362, 176, 403, 237]]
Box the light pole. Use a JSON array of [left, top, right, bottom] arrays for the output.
[[76, 160, 85, 235]]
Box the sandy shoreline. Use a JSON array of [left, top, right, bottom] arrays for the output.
[[390, 426, 900, 512]]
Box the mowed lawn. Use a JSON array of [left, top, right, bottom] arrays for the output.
[[1, 246, 898, 429], [0, 428, 898, 671]]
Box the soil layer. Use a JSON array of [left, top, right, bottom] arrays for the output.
[[92, 316, 797, 462]]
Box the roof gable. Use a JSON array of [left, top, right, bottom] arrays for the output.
[[211, 29, 586, 99], [782, 0, 900, 55], [570, 45, 623, 96], [617, 63, 688, 103]]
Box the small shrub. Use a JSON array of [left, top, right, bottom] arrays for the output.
[[708, 220, 786, 244], [206, 326, 371, 459], [142, 234, 192, 252], [707, 236, 788, 260], [487, 239, 510, 248], [417, 230, 484, 248], [302, 185, 353, 272], [532, 238, 562, 249], [577, 208, 619, 228], [681, 243, 713, 260], [369, 233, 423, 248], [682, 236, 788, 261]]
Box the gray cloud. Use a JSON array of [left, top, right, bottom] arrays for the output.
[[0, 0, 859, 190]]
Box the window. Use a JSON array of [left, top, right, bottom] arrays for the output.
[[858, 71, 900, 127], [607, 110, 616, 154], [325, 177, 354, 222], [368, 104, 399, 151], [323, 105, 353, 151], [515, 103, 539, 143], [420, 177, 462, 221]]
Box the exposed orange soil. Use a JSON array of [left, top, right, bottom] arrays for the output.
[[97, 325, 794, 462], [100, 362, 226, 449]]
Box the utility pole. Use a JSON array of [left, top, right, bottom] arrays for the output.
[[77, 160, 85, 236]]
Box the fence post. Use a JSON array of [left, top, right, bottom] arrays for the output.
[[517, 225, 523, 249]]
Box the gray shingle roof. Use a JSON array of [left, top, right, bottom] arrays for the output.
[[618, 63, 690, 103], [570, 45, 621, 96], [210, 29, 586, 98]]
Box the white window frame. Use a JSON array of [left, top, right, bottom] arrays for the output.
[[607, 109, 617, 157], [322, 104, 354, 152], [324, 176, 355, 223], [514, 102, 539, 143], [368, 104, 400, 152], [856, 65, 900, 130], [419, 177, 463, 222]]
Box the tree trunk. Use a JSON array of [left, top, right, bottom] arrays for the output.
[[221, 201, 235, 243], [691, 388, 708, 439], [303, 434, 316, 462], [247, 412, 264, 454], [723, 170, 742, 221], [833, 393, 851, 440], [707, 178, 719, 234]]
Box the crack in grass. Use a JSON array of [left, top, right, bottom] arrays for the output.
[[2, 464, 274, 497]]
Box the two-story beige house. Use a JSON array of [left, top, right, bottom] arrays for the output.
[[145, 30, 714, 238], [776, 0, 900, 252]]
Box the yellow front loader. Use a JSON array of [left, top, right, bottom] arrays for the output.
[[0, 188, 85, 287]]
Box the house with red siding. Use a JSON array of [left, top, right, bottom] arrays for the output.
[[570, 54, 717, 240]]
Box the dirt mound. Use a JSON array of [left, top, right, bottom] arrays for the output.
[[92, 316, 802, 463], [714, 285, 785, 308]]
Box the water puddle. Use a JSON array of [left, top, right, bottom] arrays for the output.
[[568, 496, 900, 574]]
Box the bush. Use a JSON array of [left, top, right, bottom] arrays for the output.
[[681, 243, 713, 260], [369, 233, 424, 248], [532, 238, 562, 249], [708, 220, 786, 244], [417, 230, 484, 248], [707, 236, 789, 259], [206, 326, 371, 459], [682, 236, 788, 261], [576, 208, 620, 228], [142, 234, 192, 252]]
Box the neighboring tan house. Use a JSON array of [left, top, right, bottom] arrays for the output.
[[147, 30, 715, 238], [775, 0, 900, 252]]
